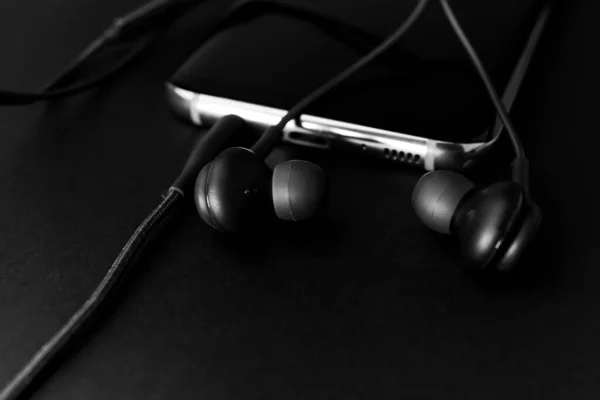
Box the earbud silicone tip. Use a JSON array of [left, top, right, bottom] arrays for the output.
[[412, 170, 474, 234], [195, 161, 219, 230], [272, 160, 328, 221]]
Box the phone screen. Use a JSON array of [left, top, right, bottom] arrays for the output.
[[170, 0, 547, 143]]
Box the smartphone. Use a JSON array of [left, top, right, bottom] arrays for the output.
[[166, 0, 551, 171]]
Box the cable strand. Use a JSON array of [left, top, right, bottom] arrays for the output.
[[251, 0, 430, 157], [0, 35, 155, 105], [0, 0, 200, 105], [0, 0, 448, 107], [439, 0, 526, 161], [0, 189, 183, 400]]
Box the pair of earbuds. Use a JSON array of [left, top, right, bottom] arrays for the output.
[[186, 114, 541, 273], [0, 2, 546, 398], [188, 116, 329, 234], [184, 0, 543, 273], [413, 169, 542, 272]]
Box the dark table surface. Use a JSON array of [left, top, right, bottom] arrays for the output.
[[1, 1, 599, 399]]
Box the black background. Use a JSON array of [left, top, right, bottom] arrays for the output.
[[0, 0, 598, 399]]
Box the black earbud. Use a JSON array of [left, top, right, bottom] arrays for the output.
[[412, 170, 542, 271], [194, 146, 328, 234]]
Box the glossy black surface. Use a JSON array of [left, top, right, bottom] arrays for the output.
[[1, 1, 599, 399], [195, 147, 273, 234], [452, 181, 523, 268], [496, 198, 543, 272]]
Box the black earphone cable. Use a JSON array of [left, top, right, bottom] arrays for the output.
[[41, 35, 110, 92], [439, 0, 529, 190], [250, 0, 431, 157], [0, 113, 243, 400], [0, 0, 201, 105], [0, 37, 155, 105], [223, 0, 464, 75], [1, 0, 471, 108], [0, 0, 448, 107], [0, 189, 184, 400]]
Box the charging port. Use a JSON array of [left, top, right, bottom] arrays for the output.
[[286, 131, 330, 148]]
